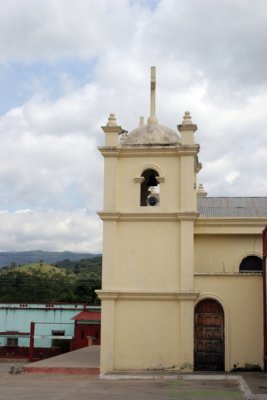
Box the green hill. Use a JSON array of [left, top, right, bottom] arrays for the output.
[[17, 262, 66, 276], [0, 256, 101, 304]]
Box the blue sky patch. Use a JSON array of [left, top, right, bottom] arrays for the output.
[[0, 58, 97, 116]]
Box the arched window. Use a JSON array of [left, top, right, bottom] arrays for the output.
[[140, 169, 160, 206], [239, 255, 262, 273]]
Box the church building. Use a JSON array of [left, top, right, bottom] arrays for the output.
[[96, 67, 267, 374]]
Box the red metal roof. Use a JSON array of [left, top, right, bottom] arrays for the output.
[[72, 311, 101, 321]]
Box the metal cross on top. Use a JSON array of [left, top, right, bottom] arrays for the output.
[[147, 66, 158, 124]]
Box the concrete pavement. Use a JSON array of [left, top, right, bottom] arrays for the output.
[[0, 346, 266, 399], [24, 345, 100, 375], [0, 367, 247, 400]]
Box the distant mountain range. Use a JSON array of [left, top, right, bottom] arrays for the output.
[[0, 250, 99, 267]]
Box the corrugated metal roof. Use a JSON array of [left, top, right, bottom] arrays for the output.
[[72, 311, 101, 321], [197, 197, 267, 217]]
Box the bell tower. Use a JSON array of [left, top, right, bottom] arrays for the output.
[[97, 67, 201, 374]]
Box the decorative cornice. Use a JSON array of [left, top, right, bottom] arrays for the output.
[[178, 145, 200, 156], [194, 272, 262, 277], [98, 145, 200, 158], [178, 123, 198, 133], [97, 211, 199, 222], [101, 126, 123, 134], [96, 290, 200, 301], [98, 146, 120, 157], [195, 217, 267, 234]]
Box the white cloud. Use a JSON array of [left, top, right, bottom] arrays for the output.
[[0, 129, 103, 209], [0, 209, 102, 252], [225, 171, 240, 185], [0, 0, 149, 62], [0, 0, 267, 251]]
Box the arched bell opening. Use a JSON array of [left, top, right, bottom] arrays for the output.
[[140, 169, 160, 206]]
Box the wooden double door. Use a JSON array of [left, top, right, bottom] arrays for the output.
[[194, 299, 225, 371]]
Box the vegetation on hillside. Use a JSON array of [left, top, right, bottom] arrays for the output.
[[0, 256, 102, 304], [0, 251, 96, 267]]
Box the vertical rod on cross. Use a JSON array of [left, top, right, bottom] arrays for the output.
[[151, 66, 156, 118], [29, 321, 35, 362], [147, 66, 158, 124]]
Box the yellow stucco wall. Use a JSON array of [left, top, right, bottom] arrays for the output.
[[118, 221, 180, 290], [114, 300, 180, 370], [195, 234, 262, 273], [195, 275, 263, 370]]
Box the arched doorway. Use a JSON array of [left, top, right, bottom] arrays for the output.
[[194, 299, 225, 371]]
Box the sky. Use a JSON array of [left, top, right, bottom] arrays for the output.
[[0, 0, 267, 253]]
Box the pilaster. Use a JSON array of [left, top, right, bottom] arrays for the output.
[[101, 221, 118, 288], [180, 220, 195, 290], [98, 298, 116, 374], [179, 300, 195, 370], [103, 158, 117, 210]]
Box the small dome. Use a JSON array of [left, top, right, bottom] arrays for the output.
[[122, 123, 180, 146]]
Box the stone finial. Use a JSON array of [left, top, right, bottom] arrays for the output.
[[197, 183, 207, 197], [139, 116, 145, 127], [182, 111, 193, 125], [106, 113, 118, 127], [147, 66, 158, 125], [177, 110, 198, 145], [102, 113, 123, 146]]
